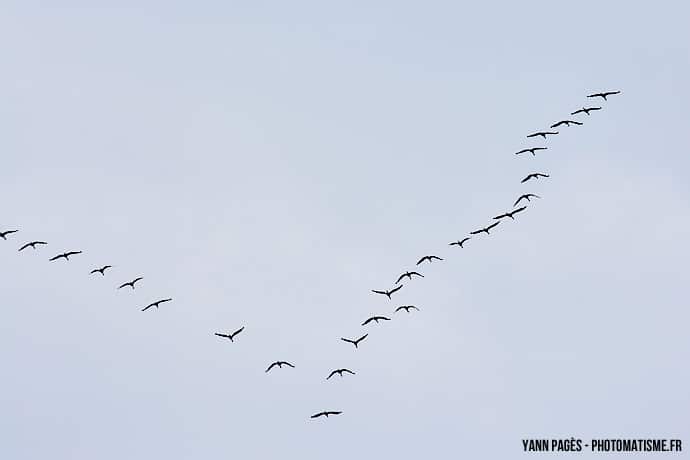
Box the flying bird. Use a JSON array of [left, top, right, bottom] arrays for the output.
[[141, 298, 172, 312], [371, 284, 403, 300], [449, 237, 470, 248], [362, 315, 391, 326], [526, 131, 558, 139], [18, 241, 47, 251], [341, 334, 368, 348], [395, 305, 419, 313], [265, 361, 295, 373], [571, 106, 601, 115], [470, 221, 500, 235], [587, 91, 621, 100], [90, 265, 112, 276], [326, 368, 355, 380], [514, 194, 540, 206], [1, 230, 19, 240], [521, 173, 550, 183], [515, 147, 547, 156], [550, 120, 583, 128], [214, 326, 245, 341], [493, 206, 527, 220], [311, 411, 342, 419], [49, 251, 82, 261], [118, 277, 144, 290], [395, 271, 424, 284], [416, 255, 443, 265]]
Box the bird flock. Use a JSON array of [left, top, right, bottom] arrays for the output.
[[2, 90, 621, 421]]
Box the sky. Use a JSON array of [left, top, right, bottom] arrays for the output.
[[1, 1, 689, 459]]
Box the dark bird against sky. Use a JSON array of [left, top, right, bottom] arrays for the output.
[[326, 369, 355, 380], [493, 206, 527, 220], [310, 411, 342, 419], [90, 265, 112, 276], [395, 305, 420, 313], [371, 284, 403, 300], [587, 90, 621, 100], [118, 277, 143, 290], [141, 298, 172, 312], [449, 237, 470, 248], [550, 120, 583, 128], [341, 334, 368, 348], [526, 131, 558, 139], [362, 315, 391, 326], [1, 229, 19, 240], [515, 147, 547, 156], [571, 106, 601, 115], [49, 251, 82, 261], [514, 193, 541, 206], [521, 173, 550, 183], [395, 271, 424, 284], [416, 255, 443, 265], [18, 241, 47, 251], [214, 326, 244, 342], [265, 361, 295, 373], [470, 221, 500, 235]]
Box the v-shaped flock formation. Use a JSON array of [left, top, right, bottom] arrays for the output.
[[2, 90, 621, 421]]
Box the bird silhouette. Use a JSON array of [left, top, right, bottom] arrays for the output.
[[515, 147, 547, 156], [18, 241, 47, 251], [449, 237, 470, 248], [141, 298, 172, 312], [550, 120, 583, 128], [214, 326, 244, 341], [265, 361, 295, 373], [395, 305, 419, 313], [395, 271, 424, 284], [118, 277, 144, 290], [49, 251, 82, 261], [0, 230, 18, 240], [587, 91, 620, 100], [326, 368, 356, 380], [416, 255, 443, 265], [371, 284, 403, 300], [571, 106, 601, 115], [470, 221, 500, 235], [526, 131, 558, 139], [493, 206, 527, 220], [90, 265, 112, 276], [341, 334, 368, 348], [521, 173, 550, 183], [362, 315, 391, 326], [311, 411, 342, 419], [514, 193, 540, 206]]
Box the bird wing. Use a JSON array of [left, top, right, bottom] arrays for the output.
[[326, 370, 336, 380], [389, 284, 403, 295], [356, 334, 368, 343], [141, 304, 153, 312], [550, 121, 563, 128], [117, 282, 128, 289], [66, 251, 82, 256], [310, 412, 324, 418], [521, 175, 532, 183], [411, 271, 424, 277], [415, 256, 427, 265], [265, 362, 277, 373], [214, 333, 228, 338], [340, 338, 354, 344], [344, 369, 355, 375], [469, 229, 483, 235], [133, 277, 144, 283], [371, 289, 386, 295], [285, 362, 295, 368], [394, 274, 406, 284], [18, 243, 31, 251], [493, 213, 508, 220], [232, 326, 244, 337], [487, 221, 500, 230], [513, 206, 527, 214], [362, 317, 373, 325], [431, 256, 443, 261], [49, 254, 62, 261], [395, 306, 405, 312]]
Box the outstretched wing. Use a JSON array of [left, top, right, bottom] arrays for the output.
[[389, 284, 403, 295], [371, 289, 386, 295], [232, 326, 244, 337]]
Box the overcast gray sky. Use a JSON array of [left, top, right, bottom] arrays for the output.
[[2, 1, 689, 459]]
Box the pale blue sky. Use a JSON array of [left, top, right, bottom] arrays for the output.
[[1, 1, 689, 459]]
